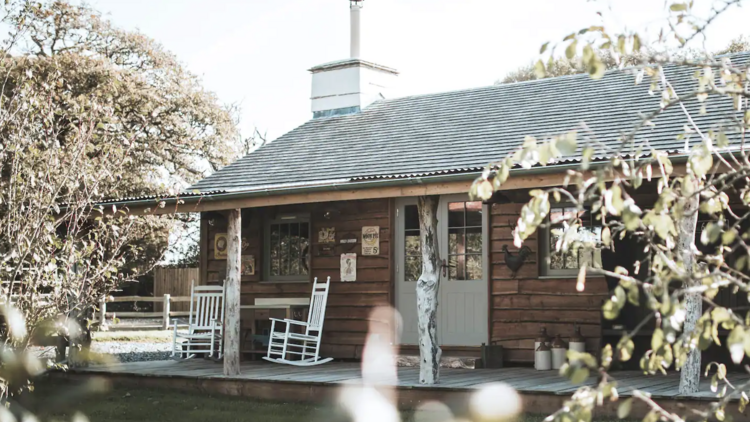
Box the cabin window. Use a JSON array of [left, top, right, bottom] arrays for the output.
[[540, 206, 602, 277], [264, 214, 310, 282]]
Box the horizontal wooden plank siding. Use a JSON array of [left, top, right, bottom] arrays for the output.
[[490, 201, 606, 364], [202, 199, 393, 359]]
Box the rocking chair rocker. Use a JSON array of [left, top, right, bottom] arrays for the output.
[[263, 277, 333, 366]]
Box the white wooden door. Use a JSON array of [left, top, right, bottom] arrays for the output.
[[395, 196, 488, 347]]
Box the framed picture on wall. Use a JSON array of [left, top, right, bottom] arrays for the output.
[[341, 253, 356, 282], [214, 233, 228, 259], [241, 255, 255, 276]]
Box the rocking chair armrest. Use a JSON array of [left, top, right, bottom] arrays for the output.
[[269, 317, 307, 326]]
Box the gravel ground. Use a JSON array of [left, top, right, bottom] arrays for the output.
[[30, 321, 178, 364], [30, 340, 174, 363]]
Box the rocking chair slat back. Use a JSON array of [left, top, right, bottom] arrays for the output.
[[306, 277, 330, 333], [188, 281, 225, 333]]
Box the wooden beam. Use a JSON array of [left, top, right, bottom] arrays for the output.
[[124, 172, 569, 215], [224, 209, 241, 376]]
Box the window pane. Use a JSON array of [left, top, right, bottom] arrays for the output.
[[290, 224, 300, 274], [448, 202, 464, 227], [466, 227, 482, 253], [300, 223, 310, 275], [405, 205, 420, 230], [465, 202, 482, 227], [405, 256, 422, 281], [280, 224, 290, 275], [467, 254, 482, 280], [448, 255, 459, 280], [270, 224, 280, 276], [449, 228, 464, 255], [564, 251, 578, 269], [406, 232, 421, 255]]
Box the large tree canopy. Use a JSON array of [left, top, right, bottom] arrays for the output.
[[0, 1, 250, 272], [6, 1, 244, 192]]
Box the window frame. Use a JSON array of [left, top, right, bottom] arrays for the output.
[[539, 205, 601, 278], [263, 213, 311, 283]]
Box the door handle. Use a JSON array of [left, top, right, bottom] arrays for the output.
[[441, 259, 456, 277]]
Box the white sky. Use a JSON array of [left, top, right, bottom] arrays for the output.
[[90, 0, 750, 142]]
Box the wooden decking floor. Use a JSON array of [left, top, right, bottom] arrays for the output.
[[71, 359, 747, 400]]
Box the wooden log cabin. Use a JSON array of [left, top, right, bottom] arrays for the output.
[[102, 2, 750, 374]]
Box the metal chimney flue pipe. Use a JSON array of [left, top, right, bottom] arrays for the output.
[[350, 1, 363, 58]]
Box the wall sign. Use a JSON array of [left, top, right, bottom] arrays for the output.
[[241, 255, 255, 276], [362, 226, 380, 255], [319, 227, 336, 244], [341, 253, 357, 282], [214, 233, 228, 259]]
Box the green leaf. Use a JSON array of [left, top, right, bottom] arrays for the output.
[[534, 60, 546, 79], [670, 3, 688, 11], [539, 41, 550, 54], [618, 337, 635, 361], [688, 146, 713, 178], [566, 40, 578, 59], [570, 367, 590, 384], [557, 131, 578, 156], [651, 328, 664, 351], [617, 398, 632, 419], [601, 227, 611, 246], [581, 146, 594, 170]]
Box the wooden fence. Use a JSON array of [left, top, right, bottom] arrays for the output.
[[98, 295, 192, 330], [153, 267, 200, 312]]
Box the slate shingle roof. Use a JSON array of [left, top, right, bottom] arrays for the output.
[[189, 52, 749, 194]]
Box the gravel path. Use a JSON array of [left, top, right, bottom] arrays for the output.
[[30, 332, 175, 364]]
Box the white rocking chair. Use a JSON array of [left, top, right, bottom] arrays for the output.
[[172, 281, 225, 360], [263, 277, 333, 366]]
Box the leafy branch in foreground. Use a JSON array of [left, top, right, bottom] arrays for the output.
[[473, 1, 750, 420]]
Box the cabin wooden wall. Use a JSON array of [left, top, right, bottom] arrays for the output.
[[490, 202, 609, 364], [201, 198, 393, 360]]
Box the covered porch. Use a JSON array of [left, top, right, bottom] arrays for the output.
[[59, 359, 746, 419]]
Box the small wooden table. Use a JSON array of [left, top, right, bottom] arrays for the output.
[[240, 298, 309, 359]]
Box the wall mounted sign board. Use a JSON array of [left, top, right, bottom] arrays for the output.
[[214, 233, 228, 259], [340, 253, 357, 282], [318, 227, 335, 244], [362, 226, 380, 255]]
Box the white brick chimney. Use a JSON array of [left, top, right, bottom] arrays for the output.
[[309, 0, 398, 118]]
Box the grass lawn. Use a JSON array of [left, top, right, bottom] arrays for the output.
[[13, 377, 569, 422]]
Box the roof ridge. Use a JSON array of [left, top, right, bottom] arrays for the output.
[[376, 50, 750, 104]]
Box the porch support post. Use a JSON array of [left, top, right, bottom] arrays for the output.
[[416, 195, 441, 384], [678, 178, 701, 394], [224, 209, 241, 376]]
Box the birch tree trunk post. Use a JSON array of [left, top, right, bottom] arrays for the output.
[[678, 183, 701, 395], [416, 195, 442, 384], [224, 209, 242, 376]]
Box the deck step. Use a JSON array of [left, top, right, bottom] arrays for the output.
[[396, 355, 478, 369]]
